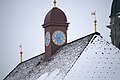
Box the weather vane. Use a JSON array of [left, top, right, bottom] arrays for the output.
[[91, 10, 97, 32]]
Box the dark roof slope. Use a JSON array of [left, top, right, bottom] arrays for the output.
[[4, 32, 99, 80]]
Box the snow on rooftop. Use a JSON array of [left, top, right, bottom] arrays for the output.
[[4, 32, 94, 80], [64, 35, 120, 80], [5, 33, 120, 80]]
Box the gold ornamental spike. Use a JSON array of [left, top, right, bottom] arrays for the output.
[[20, 44, 23, 63], [91, 11, 97, 32]]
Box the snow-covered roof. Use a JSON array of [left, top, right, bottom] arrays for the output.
[[4, 32, 120, 80], [64, 35, 120, 80]]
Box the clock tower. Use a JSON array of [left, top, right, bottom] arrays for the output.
[[42, 1, 69, 60]]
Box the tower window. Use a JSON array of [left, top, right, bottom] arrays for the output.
[[119, 42, 120, 49]]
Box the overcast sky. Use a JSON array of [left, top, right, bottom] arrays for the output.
[[0, 0, 112, 79]]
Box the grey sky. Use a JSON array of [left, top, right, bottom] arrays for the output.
[[0, 0, 112, 79]]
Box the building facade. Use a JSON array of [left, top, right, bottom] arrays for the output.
[[107, 0, 120, 49]]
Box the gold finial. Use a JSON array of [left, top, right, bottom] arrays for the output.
[[20, 44, 23, 63], [53, 0, 57, 7], [91, 11, 97, 32]]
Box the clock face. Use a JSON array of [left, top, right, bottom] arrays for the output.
[[52, 30, 66, 45], [45, 32, 50, 46]]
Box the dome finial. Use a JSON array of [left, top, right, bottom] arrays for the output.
[[53, 0, 57, 7]]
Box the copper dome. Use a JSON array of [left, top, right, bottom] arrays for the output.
[[43, 7, 68, 27]]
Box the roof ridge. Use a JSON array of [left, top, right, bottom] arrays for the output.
[[67, 32, 101, 45], [61, 32, 101, 80]]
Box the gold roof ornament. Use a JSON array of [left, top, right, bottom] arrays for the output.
[[91, 11, 97, 32], [20, 44, 23, 63]]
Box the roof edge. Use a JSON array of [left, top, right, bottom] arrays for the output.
[[4, 53, 45, 80], [67, 32, 101, 45]]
